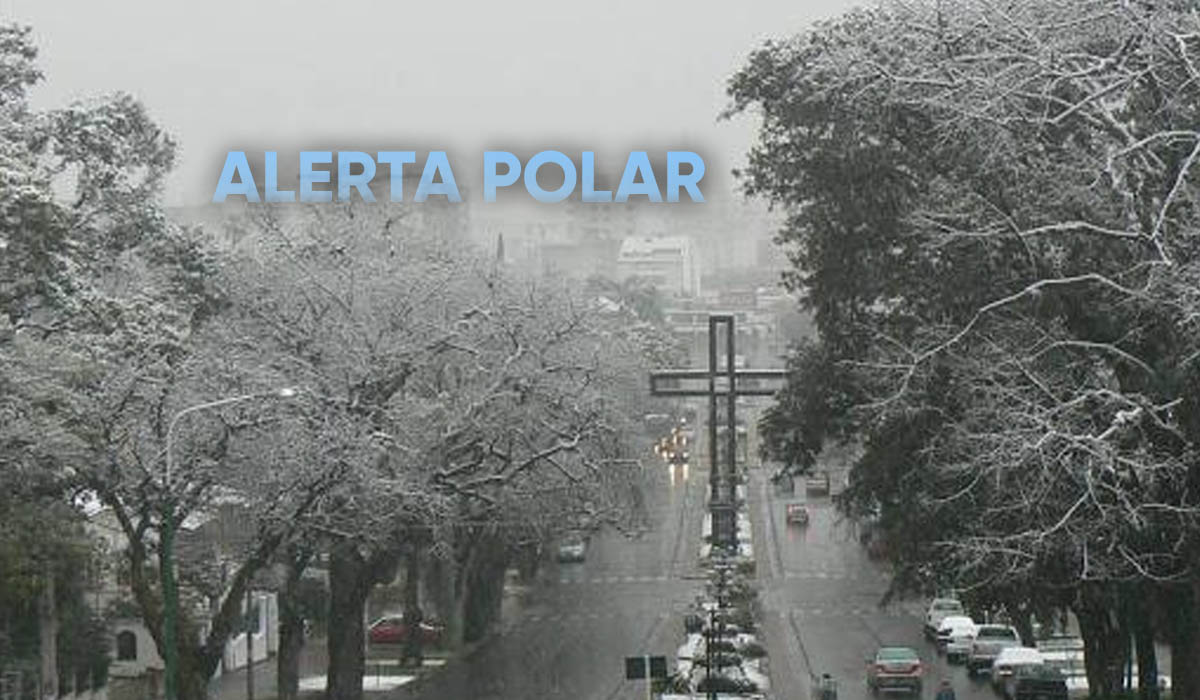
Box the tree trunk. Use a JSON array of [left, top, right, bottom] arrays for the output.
[[401, 542, 423, 667], [462, 539, 509, 643], [1011, 605, 1034, 647], [277, 548, 312, 700], [325, 543, 368, 700], [445, 540, 479, 650], [422, 556, 454, 641], [1166, 579, 1200, 700], [515, 542, 540, 583], [324, 541, 400, 700], [1131, 585, 1158, 700], [176, 654, 211, 700], [38, 560, 57, 700], [1075, 586, 1125, 698]]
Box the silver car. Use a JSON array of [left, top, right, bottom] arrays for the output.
[[966, 624, 1021, 676]]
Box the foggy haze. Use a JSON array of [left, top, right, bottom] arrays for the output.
[[3, 0, 865, 206]]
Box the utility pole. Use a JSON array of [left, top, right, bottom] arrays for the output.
[[643, 654, 653, 700], [161, 507, 178, 700], [705, 605, 716, 700], [246, 587, 254, 700]]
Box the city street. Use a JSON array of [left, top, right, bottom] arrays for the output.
[[750, 464, 1001, 700], [403, 459, 707, 700]]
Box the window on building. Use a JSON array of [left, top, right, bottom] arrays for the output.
[[116, 631, 137, 661]]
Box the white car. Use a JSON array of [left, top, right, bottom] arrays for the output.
[[991, 647, 1045, 696], [935, 615, 977, 662], [923, 597, 965, 638], [966, 624, 1021, 675]]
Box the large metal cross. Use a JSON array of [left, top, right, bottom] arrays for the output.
[[649, 314, 786, 549]]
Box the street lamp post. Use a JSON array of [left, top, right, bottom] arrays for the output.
[[160, 387, 297, 700]]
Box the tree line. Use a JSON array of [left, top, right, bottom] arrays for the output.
[[0, 24, 672, 700], [731, 0, 1200, 697]]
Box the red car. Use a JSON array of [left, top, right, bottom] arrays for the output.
[[867, 646, 924, 695], [367, 616, 443, 645]]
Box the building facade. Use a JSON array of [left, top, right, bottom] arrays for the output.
[[616, 236, 701, 298]]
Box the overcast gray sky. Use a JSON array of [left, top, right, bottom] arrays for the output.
[[4, 0, 864, 205]]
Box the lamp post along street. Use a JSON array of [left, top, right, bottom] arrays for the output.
[[246, 587, 254, 700], [160, 387, 298, 700]]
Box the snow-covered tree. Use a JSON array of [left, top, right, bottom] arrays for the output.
[[729, 1, 1200, 694]]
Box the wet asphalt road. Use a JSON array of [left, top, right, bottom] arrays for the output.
[[752, 465, 1002, 700], [404, 459, 707, 700], [404, 424, 1007, 700]]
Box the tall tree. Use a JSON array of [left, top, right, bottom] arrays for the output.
[[218, 203, 652, 700], [728, 0, 1200, 692]]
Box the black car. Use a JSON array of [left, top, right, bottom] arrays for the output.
[[1013, 667, 1068, 700]]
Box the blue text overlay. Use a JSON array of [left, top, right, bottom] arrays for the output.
[[212, 151, 706, 204]]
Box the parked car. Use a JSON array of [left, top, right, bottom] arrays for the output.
[[1055, 665, 1171, 699], [866, 646, 923, 695], [366, 615, 443, 645], [935, 615, 977, 660], [923, 598, 965, 639], [992, 647, 1045, 696], [966, 624, 1021, 676], [556, 537, 587, 563], [786, 502, 810, 525], [1036, 636, 1085, 677], [806, 470, 831, 496], [1012, 666, 1069, 700]]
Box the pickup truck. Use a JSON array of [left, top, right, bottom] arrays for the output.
[[966, 624, 1021, 676]]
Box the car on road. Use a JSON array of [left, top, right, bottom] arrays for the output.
[[866, 646, 923, 695], [1030, 636, 1173, 698], [992, 647, 1046, 696], [785, 502, 810, 525], [806, 470, 831, 496], [1011, 666, 1069, 700], [966, 624, 1021, 676], [935, 615, 977, 661], [556, 536, 587, 563], [367, 615, 443, 646], [923, 597, 965, 639]]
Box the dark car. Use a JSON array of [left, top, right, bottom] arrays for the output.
[[806, 470, 831, 496], [367, 615, 443, 646], [786, 503, 810, 525], [556, 537, 587, 563], [1012, 666, 1068, 700]]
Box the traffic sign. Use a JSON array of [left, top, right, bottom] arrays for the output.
[[624, 655, 668, 680]]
